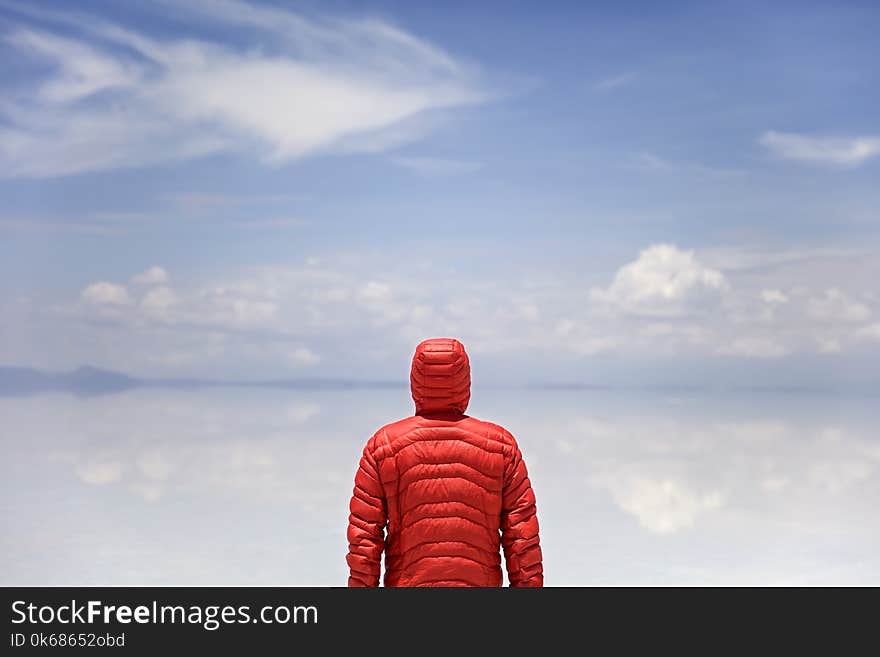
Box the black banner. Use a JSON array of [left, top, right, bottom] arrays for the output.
[[1, 587, 870, 651]]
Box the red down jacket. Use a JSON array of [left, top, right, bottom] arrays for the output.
[[346, 337, 543, 587]]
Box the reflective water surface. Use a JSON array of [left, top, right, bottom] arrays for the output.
[[2, 387, 878, 585]]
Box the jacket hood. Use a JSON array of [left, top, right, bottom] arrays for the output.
[[410, 337, 470, 415]]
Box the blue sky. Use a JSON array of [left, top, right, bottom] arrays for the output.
[[1, 0, 879, 386]]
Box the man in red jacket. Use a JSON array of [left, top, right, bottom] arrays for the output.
[[346, 337, 543, 587]]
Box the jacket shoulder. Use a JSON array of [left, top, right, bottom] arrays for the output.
[[462, 416, 518, 450], [364, 416, 420, 456]]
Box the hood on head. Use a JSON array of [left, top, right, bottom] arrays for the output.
[[410, 337, 471, 415]]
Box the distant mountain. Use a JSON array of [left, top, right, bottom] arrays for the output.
[[0, 365, 404, 397], [0, 365, 138, 396]]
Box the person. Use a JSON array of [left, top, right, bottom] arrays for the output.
[[346, 337, 543, 587]]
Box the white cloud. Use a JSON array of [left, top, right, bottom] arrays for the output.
[[630, 152, 745, 178], [81, 281, 131, 306], [5, 28, 139, 104], [285, 347, 321, 366], [761, 475, 790, 492], [358, 281, 393, 306], [761, 289, 788, 304], [137, 451, 176, 481], [0, 0, 487, 178], [132, 266, 170, 286], [286, 403, 321, 423], [75, 461, 125, 485], [167, 192, 303, 212], [806, 288, 871, 323], [128, 482, 164, 503], [759, 131, 880, 167], [0, 217, 119, 235], [808, 459, 873, 493], [195, 283, 280, 329], [817, 337, 842, 354], [140, 286, 181, 320], [233, 217, 308, 230], [632, 152, 674, 172], [391, 156, 483, 176], [593, 72, 636, 92], [596, 475, 724, 534], [591, 244, 727, 316], [718, 337, 790, 359], [856, 324, 880, 342], [699, 246, 860, 272]]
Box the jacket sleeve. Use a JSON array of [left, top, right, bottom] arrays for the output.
[[346, 443, 387, 587], [500, 433, 543, 587]]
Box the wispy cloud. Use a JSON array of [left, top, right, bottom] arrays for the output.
[[0, 204, 308, 235], [90, 211, 155, 223], [391, 156, 483, 176], [629, 152, 745, 178], [131, 267, 170, 286], [699, 246, 861, 272], [857, 324, 880, 342], [0, 0, 489, 178], [0, 217, 123, 235], [593, 72, 636, 92], [718, 336, 790, 359], [759, 131, 880, 167], [81, 281, 132, 307], [166, 193, 305, 212], [231, 217, 310, 230]]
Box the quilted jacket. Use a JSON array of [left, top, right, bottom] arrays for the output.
[[346, 337, 543, 587]]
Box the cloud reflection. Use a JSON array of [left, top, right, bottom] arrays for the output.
[[1, 387, 878, 584]]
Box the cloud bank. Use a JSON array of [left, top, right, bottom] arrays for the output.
[[4, 242, 869, 378]]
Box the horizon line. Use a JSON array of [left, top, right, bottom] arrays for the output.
[[0, 364, 877, 397]]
